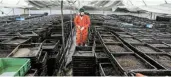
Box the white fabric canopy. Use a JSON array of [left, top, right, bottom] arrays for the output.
[[0, 0, 32, 8], [0, 0, 171, 14], [139, 3, 171, 14]]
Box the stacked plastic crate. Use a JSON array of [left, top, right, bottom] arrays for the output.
[[72, 46, 96, 76]]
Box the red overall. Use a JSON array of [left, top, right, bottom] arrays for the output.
[[74, 15, 90, 45]]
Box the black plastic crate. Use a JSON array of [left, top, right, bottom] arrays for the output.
[[115, 32, 133, 38], [75, 46, 93, 51], [104, 43, 134, 54], [72, 46, 96, 76], [52, 69, 59, 76], [130, 44, 166, 53], [95, 50, 108, 58], [8, 44, 43, 66], [0, 37, 31, 45], [36, 51, 48, 69], [17, 31, 40, 43], [47, 52, 59, 76], [145, 53, 171, 70], [101, 36, 122, 43], [139, 38, 159, 44], [73, 62, 96, 67], [158, 47, 171, 55], [73, 46, 94, 58], [0, 50, 12, 58], [95, 50, 110, 63], [149, 43, 170, 49], [73, 72, 95, 76], [73, 67, 95, 72], [25, 69, 38, 76], [50, 32, 62, 38], [39, 65, 47, 76], [111, 53, 156, 72], [99, 63, 125, 76], [128, 70, 171, 76], [42, 39, 59, 52], [120, 37, 142, 44], [18, 31, 38, 37], [0, 35, 15, 41], [0, 32, 9, 36], [95, 46, 104, 51], [156, 39, 171, 44]]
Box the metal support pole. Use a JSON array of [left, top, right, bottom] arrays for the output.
[[164, 0, 168, 4], [61, 0, 65, 52], [29, 8, 31, 16], [150, 12, 152, 19], [70, 9, 73, 37], [12, 8, 15, 15], [142, 0, 147, 6], [50, 7, 52, 15]]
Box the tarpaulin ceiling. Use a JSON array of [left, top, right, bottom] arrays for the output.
[[0, 0, 171, 14]]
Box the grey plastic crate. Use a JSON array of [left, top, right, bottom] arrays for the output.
[[111, 53, 156, 72], [128, 70, 171, 76], [130, 44, 166, 53], [145, 53, 171, 70], [99, 63, 125, 76]]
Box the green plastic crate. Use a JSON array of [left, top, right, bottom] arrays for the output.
[[0, 58, 31, 76]]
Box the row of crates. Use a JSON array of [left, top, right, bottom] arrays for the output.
[[72, 46, 96, 76]]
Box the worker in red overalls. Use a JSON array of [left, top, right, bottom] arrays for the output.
[[74, 8, 90, 46]]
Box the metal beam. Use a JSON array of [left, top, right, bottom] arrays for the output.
[[61, 0, 65, 53], [142, 0, 147, 6], [164, 0, 168, 4]]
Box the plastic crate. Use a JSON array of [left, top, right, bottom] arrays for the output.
[[145, 53, 171, 70], [130, 44, 166, 53], [8, 44, 42, 67], [39, 65, 47, 76], [47, 52, 59, 76], [72, 46, 96, 76], [101, 36, 122, 43], [0, 58, 30, 76], [18, 31, 38, 37], [8, 44, 42, 58], [0, 50, 12, 58], [95, 50, 110, 63], [25, 69, 38, 76], [36, 52, 48, 69], [42, 39, 59, 52], [120, 37, 142, 44], [115, 32, 133, 38], [104, 43, 134, 54], [0, 37, 31, 45], [128, 70, 171, 76], [158, 47, 171, 55], [99, 63, 124, 76], [111, 53, 156, 72]]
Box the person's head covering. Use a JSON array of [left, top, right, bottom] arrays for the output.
[[79, 8, 85, 12]]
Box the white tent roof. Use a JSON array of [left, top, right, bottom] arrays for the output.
[[0, 0, 171, 14], [0, 0, 32, 8], [139, 3, 171, 14]]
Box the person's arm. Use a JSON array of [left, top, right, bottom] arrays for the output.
[[74, 15, 79, 27], [86, 15, 90, 28]]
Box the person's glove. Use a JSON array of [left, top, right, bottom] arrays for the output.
[[81, 27, 84, 31], [77, 25, 81, 29]]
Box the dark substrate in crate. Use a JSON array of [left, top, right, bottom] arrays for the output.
[[122, 37, 142, 43], [102, 36, 120, 43], [147, 54, 171, 70], [132, 44, 163, 53], [112, 54, 155, 70], [100, 63, 120, 76], [106, 44, 132, 53]]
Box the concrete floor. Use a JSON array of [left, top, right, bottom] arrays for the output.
[[64, 32, 76, 76]]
